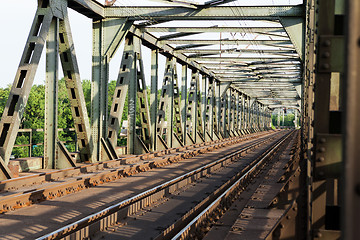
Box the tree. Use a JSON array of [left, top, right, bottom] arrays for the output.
[[271, 113, 295, 127], [0, 86, 10, 117]]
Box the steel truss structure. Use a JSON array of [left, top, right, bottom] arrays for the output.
[[1, 0, 299, 180], [1, 0, 357, 238]]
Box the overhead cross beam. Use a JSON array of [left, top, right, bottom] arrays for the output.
[[104, 5, 304, 20], [142, 26, 285, 33], [162, 39, 292, 45]]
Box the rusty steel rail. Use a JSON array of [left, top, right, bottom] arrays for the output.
[[0, 131, 271, 192], [0, 131, 277, 214], [35, 131, 287, 240], [0, 131, 278, 213], [163, 130, 295, 240]]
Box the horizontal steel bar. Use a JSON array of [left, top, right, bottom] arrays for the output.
[[221, 79, 302, 83], [104, 5, 304, 20], [158, 32, 201, 40], [177, 49, 297, 54], [192, 57, 300, 61], [257, 97, 300, 100], [235, 86, 297, 89], [162, 39, 292, 45], [129, 27, 215, 78], [68, 0, 104, 18], [142, 26, 285, 33]]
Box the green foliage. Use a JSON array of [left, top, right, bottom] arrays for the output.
[[272, 113, 296, 127], [58, 79, 75, 129], [82, 79, 91, 117], [22, 85, 45, 129], [0, 86, 10, 117], [12, 134, 30, 158], [0, 79, 157, 155]]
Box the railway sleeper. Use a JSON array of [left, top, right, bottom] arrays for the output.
[[215, 131, 301, 240], [38, 132, 287, 240], [0, 131, 278, 214]]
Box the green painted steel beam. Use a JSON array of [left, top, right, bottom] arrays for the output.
[[104, 5, 304, 20], [59, 12, 93, 163], [150, 49, 159, 151], [194, 57, 300, 61], [0, 3, 54, 179], [162, 39, 292, 45], [181, 64, 188, 144], [257, 97, 300, 100], [142, 26, 285, 33], [280, 17, 305, 60], [220, 79, 302, 83], [187, 52, 298, 58], [129, 27, 215, 78], [44, 18, 59, 169], [203, 62, 301, 67], [68, 0, 104, 18], [177, 49, 297, 54], [174, 43, 212, 50], [158, 32, 201, 41]]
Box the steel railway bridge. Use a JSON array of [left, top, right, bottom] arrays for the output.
[[0, 0, 358, 239]]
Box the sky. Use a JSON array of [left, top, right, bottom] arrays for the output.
[[0, 1, 94, 88], [0, 0, 302, 89]]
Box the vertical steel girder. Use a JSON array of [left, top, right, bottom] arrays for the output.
[[311, 0, 334, 236], [44, 18, 59, 169], [215, 81, 221, 138], [150, 49, 159, 151], [156, 57, 177, 149], [187, 70, 203, 143], [107, 36, 134, 148], [206, 78, 216, 139], [58, 11, 92, 163], [127, 41, 137, 155], [0, 0, 86, 178], [225, 92, 230, 137], [240, 94, 245, 131], [107, 35, 151, 154], [230, 90, 235, 135], [235, 91, 240, 134], [220, 95, 226, 138], [0, 2, 54, 179], [301, 0, 345, 238], [92, 18, 132, 160], [196, 78, 204, 142], [201, 75, 208, 140], [181, 65, 188, 144], [135, 39, 152, 152], [344, 0, 360, 238], [0, 1, 290, 181], [172, 63, 183, 146]]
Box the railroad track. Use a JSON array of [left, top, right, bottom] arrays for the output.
[[0, 130, 278, 214], [29, 130, 295, 240]]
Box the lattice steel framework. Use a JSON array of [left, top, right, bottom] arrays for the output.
[[0, 0, 300, 188]]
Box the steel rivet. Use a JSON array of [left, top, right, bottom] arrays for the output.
[[321, 63, 330, 69], [355, 184, 360, 195], [319, 138, 326, 143], [323, 40, 331, 47], [319, 147, 326, 153], [318, 171, 325, 177], [317, 157, 325, 162], [322, 52, 330, 58], [315, 232, 323, 238]]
